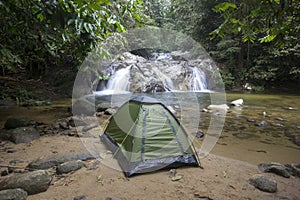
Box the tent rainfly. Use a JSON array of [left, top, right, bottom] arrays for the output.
[[101, 96, 200, 177]]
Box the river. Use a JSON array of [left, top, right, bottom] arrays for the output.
[[1, 92, 299, 165]]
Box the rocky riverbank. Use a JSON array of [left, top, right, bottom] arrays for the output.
[[0, 112, 299, 200]]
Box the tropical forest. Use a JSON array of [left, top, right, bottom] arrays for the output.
[[0, 1, 299, 199]]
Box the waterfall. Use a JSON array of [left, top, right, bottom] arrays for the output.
[[189, 67, 208, 91], [106, 65, 131, 91]]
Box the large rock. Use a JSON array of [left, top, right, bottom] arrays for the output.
[[230, 99, 243, 106], [96, 102, 111, 112], [0, 127, 40, 144], [293, 136, 300, 147], [72, 98, 95, 116], [285, 163, 300, 177], [67, 116, 88, 127], [249, 174, 277, 193], [56, 160, 85, 174], [0, 188, 27, 200], [258, 162, 290, 178], [27, 152, 98, 170], [0, 170, 52, 195], [4, 117, 35, 129], [98, 51, 215, 93]]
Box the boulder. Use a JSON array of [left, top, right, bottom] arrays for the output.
[[0, 188, 27, 200], [285, 163, 300, 177], [230, 99, 243, 106], [0, 170, 52, 195], [82, 123, 98, 132], [27, 152, 98, 170], [58, 122, 69, 130], [72, 98, 95, 116], [258, 162, 290, 178], [207, 104, 229, 111], [4, 118, 35, 129], [67, 116, 88, 127], [249, 174, 277, 193], [293, 136, 300, 147], [56, 160, 85, 174], [96, 102, 111, 112], [0, 127, 40, 144], [104, 108, 117, 115]]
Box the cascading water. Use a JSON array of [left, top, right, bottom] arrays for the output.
[[188, 67, 207, 91], [95, 51, 212, 94], [106, 65, 131, 91]]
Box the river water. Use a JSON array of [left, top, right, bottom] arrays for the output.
[[212, 93, 300, 164], [1, 93, 299, 164]]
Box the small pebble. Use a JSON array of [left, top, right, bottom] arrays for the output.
[[6, 148, 17, 153], [195, 131, 204, 138], [247, 118, 256, 122], [272, 123, 284, 127], [256, 121, 267, 127], [74, 195, 86, 200], [275, 117, 284, 121]]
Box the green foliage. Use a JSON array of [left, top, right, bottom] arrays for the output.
[[210, 0, 300, 46], [0, 0, 146, 78], [14, 88, 34, 104], [219, 68, 235, 88]]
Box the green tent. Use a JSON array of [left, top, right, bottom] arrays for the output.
[[101, 96, 200, 176]]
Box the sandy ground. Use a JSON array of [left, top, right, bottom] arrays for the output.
[[0, 134, 299, 200]]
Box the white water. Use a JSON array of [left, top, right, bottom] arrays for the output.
[[106, 66, 131, 91], [189, 67, 207, 91]]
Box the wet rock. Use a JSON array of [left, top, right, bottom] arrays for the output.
[[4, 117, 35, 129], [74, 195, 87, 200], [0, 188, 27, 200], [275, 117, 284, 121], [0, 170, 52, 195], [104, 108, 117, 115], [72, 98, 95, 116], [247, 118, 256, 122], [67, 116, 88, 127], [56, 160, 84, 174], [230, 99, 243, 106], [1, 127, 40, 144], [96, 112, 104, 117], [285, 163, 300, 177], [249, 174, 277, 193], [272, 123, 284, 127], [293, 136, 300, 147], [96, 102, 111, 112], [258, 162, 290, 178], [82, 123, 98, 132], [27, 152, 98, 170], [256, 121, 267, 127], [233, 133, 258, 139], [59, 122, 69, 130], [207, 104, 229, 111], [284, 107, 295, 110]]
